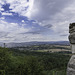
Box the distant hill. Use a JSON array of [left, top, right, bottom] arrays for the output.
[[4, 41, 70, 48], [47, 41, 70, 45]]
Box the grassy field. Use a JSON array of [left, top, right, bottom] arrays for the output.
[[30, 45, 71, 53], [33, 48, 71, 52]]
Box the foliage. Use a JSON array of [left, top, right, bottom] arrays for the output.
[[0, 47, 71, 75]]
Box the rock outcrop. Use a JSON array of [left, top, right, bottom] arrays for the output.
[[67, 23, 75, 75], [69, 23, 75, 44]]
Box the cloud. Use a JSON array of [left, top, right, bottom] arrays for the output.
[[0, 20, 19, 32], [29, 0, 74, 20], [27, 0, 75, 41], [0, 0, 75, 42], [2, 0, 34, 17], [2, 12, 12, 15], [0, 18, 32, 42]]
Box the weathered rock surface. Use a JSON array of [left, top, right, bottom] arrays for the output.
[[67, 23, 75, 75], [69, 23, 75, 44], [67, 55, 75, 75]]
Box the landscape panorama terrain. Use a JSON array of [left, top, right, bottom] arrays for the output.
[[0, 0, 75, 75]]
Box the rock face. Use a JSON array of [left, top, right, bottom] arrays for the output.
[[67, 23, 75, 75], [67, 55, 75, 75], [69, 23, 75, 44]]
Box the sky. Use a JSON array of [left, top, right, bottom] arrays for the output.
[[0, 0, 75, 42]]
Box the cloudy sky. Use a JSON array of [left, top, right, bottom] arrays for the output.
[[0, 0, 75, 42]]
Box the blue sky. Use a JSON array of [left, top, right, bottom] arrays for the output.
[[0, 0, 75, 42]]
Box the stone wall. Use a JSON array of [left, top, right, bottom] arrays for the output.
[[67, 23, 75, 75]]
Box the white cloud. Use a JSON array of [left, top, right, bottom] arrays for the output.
[[27, 0, 75, 41], [0, 0, 75, 42], [0, 20, 18, 32], [5, 0, 34, 17], [0, 0, 34, 16], [0, 17, 5, 20], [2, 12, 12, 15], [29, 0, 73, 20], [22, 20, 25, 23], [0, 18, 32, 42]]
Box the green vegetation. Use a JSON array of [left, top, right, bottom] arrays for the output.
[[0, 46, 71, 75]]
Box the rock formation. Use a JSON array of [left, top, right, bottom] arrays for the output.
[[67, 23, 75, 75]]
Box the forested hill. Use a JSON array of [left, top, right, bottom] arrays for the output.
[[0, 47, 70, 75]]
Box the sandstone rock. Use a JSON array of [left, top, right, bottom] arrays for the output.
[[69, 23, 75, 44], [69, 33, 75, 44], [67, 55, 75, 75], [67, 23, 75, 75]]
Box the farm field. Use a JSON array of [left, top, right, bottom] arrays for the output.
[[27, 45, 71, 53]]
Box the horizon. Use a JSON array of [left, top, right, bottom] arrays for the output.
[[0, 40, 69, 44], [0, 0, 74, 42]]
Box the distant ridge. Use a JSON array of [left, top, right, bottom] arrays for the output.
[[4, 41, 70, 48]]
